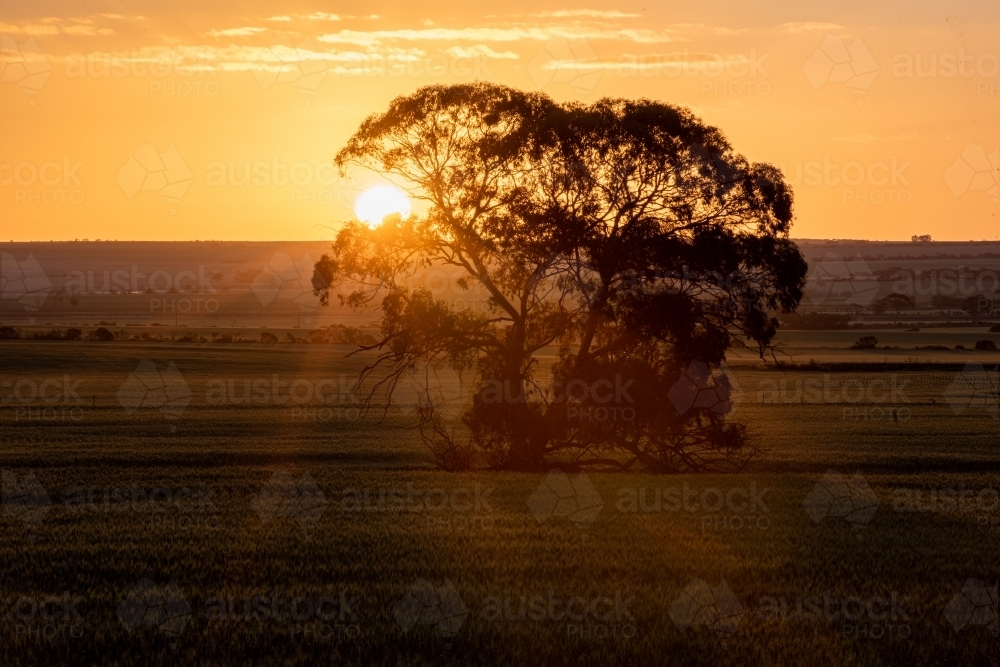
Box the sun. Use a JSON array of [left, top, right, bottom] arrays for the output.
[[354, 185, 411, 226]]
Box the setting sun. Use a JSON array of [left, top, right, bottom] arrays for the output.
[[354, 185, 411, 226]]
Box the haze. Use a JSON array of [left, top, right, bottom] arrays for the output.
[[2, 0, 999, 241]]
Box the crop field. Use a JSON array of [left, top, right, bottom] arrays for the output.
[[2, 338, 1000, 665]]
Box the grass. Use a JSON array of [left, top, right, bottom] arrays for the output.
[[2, 340, 1000, 665]]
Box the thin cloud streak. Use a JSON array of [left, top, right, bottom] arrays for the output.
[[317, 26, 677, 45]]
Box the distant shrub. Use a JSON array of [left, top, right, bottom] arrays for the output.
[[234, 268, 263, 283], [93, 327, 115, 341], [975, 339, 997, 350], [308, 324, 377, 345], [0, 326, 17, 340], [990, 324, 1000, 333], [214, 334, 234, 343], [849, 336, 878, 350], [780, 312, 850, 330], [65, 328, 82, 341], [260, 332, 279, 344], [956, 344, 966, 350], [32, 329, 71, 340]]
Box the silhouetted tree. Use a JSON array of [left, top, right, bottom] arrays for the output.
[[870, 292, 915, 323], [314, 83, 807, 473], [849, 336, 879, 350]]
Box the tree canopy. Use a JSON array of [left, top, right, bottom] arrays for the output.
[[314, 82, 808, 473]]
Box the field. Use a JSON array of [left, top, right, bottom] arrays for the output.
[[2, 336, 1000, 666]]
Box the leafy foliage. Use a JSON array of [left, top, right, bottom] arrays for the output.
[[315, 83, 807, 472]]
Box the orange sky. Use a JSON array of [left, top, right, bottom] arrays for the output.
[[2, 1, 998, 241]]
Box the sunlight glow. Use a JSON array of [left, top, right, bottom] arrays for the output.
[[354, 186, 411, 226]]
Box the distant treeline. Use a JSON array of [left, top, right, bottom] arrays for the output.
[[810, 253, 1000, 262], [0, 324, 376, 345], [778, 313, 851, 330]]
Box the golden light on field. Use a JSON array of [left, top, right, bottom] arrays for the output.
[[355, 186, 411, 227]]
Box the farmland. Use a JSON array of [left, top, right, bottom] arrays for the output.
[[2, 337, 999, 665]]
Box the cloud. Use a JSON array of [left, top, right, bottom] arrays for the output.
[[444, 44, 519, 59], [318, 26, 675, 46], [831, 133, 932, 143], [0, 22, 60, 35], [0, 16, 116, 36], [553, 51, 764, 74], [490, 10, 641, 19], [62, 24, 116, 36], [206, 26, 268, 37], [668, 23, 748, 36], [60, 44, 445, 76], [304, 12, 341, 21], [779, 22, 845, 33], [258, 12, 377, 22], [531, 10, 642, 18]]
